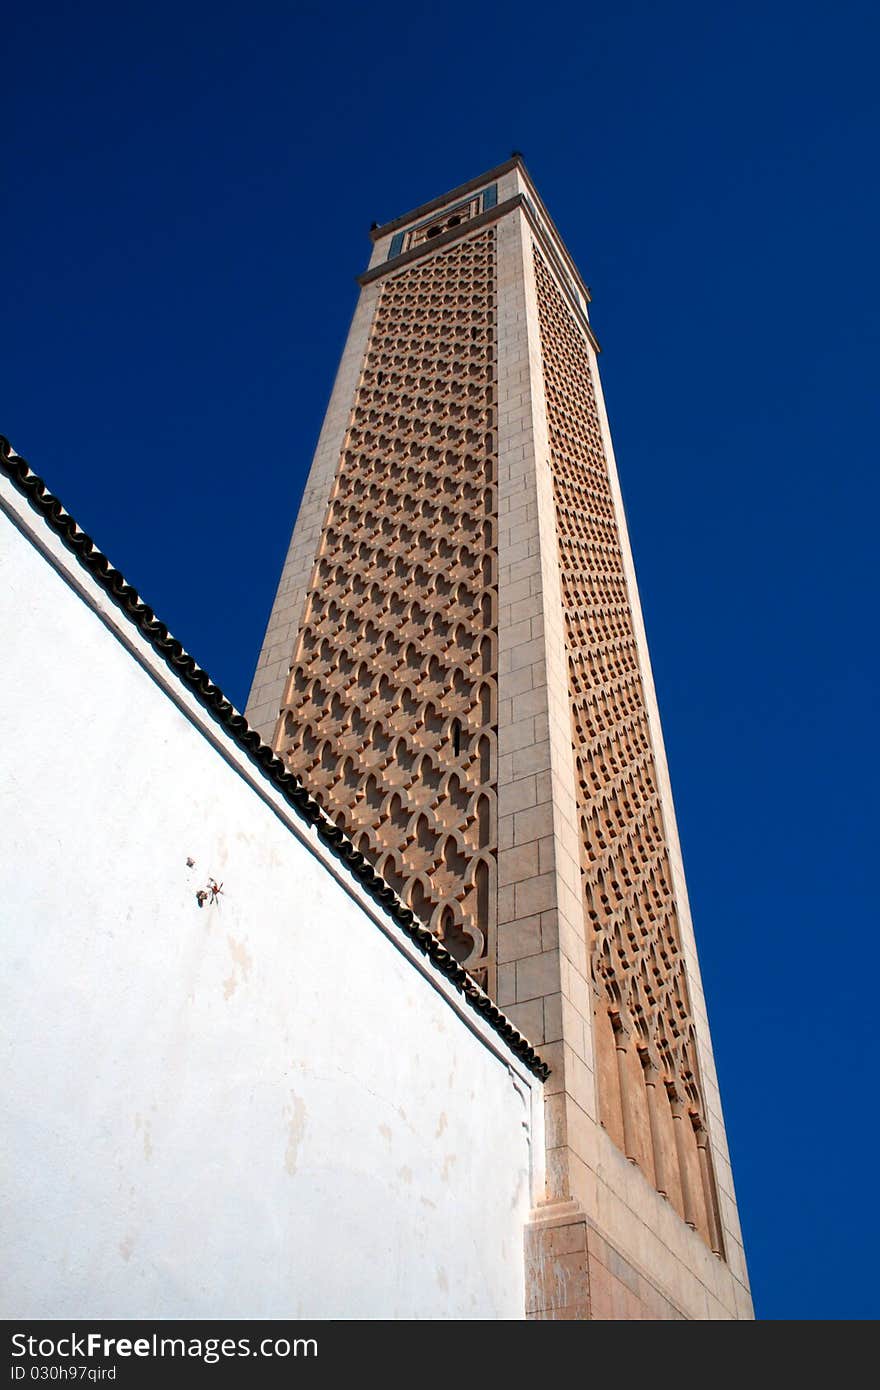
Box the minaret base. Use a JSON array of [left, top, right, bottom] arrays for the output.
[[526, 1197, 693, 1320]]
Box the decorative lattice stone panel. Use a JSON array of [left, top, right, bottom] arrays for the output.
[[533, 244, 724, 1255], [275, 229, 499, 994]]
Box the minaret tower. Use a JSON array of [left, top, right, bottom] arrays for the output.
[[245, 158, 752, 1320]]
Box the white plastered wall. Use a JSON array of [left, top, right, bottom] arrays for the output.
[[0, 475, 544, 1321]]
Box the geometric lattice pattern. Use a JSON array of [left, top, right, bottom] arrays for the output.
[[274, 228, 499, 994], [533, 245, 724, 1254]]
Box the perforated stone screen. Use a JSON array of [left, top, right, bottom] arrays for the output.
[[275, 229, 499, 993], [533, 245, 724, 1254]]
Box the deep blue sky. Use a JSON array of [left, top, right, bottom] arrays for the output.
[[5, 2, 878, 1320]]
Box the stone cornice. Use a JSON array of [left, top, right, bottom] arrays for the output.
[[369, 158, 520, 240]]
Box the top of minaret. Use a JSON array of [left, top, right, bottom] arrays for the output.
[[363, 154, 592, 315], [369, 154, 525, 241]]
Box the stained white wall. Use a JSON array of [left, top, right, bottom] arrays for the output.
[[0, 483, 542, 1321]]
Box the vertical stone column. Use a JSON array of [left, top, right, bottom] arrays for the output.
[[642, 1054, 670, 1198], [495, 206, 597, 1219], [695, 1120, 725, 1258], [612, 1017, 641, 1165]]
